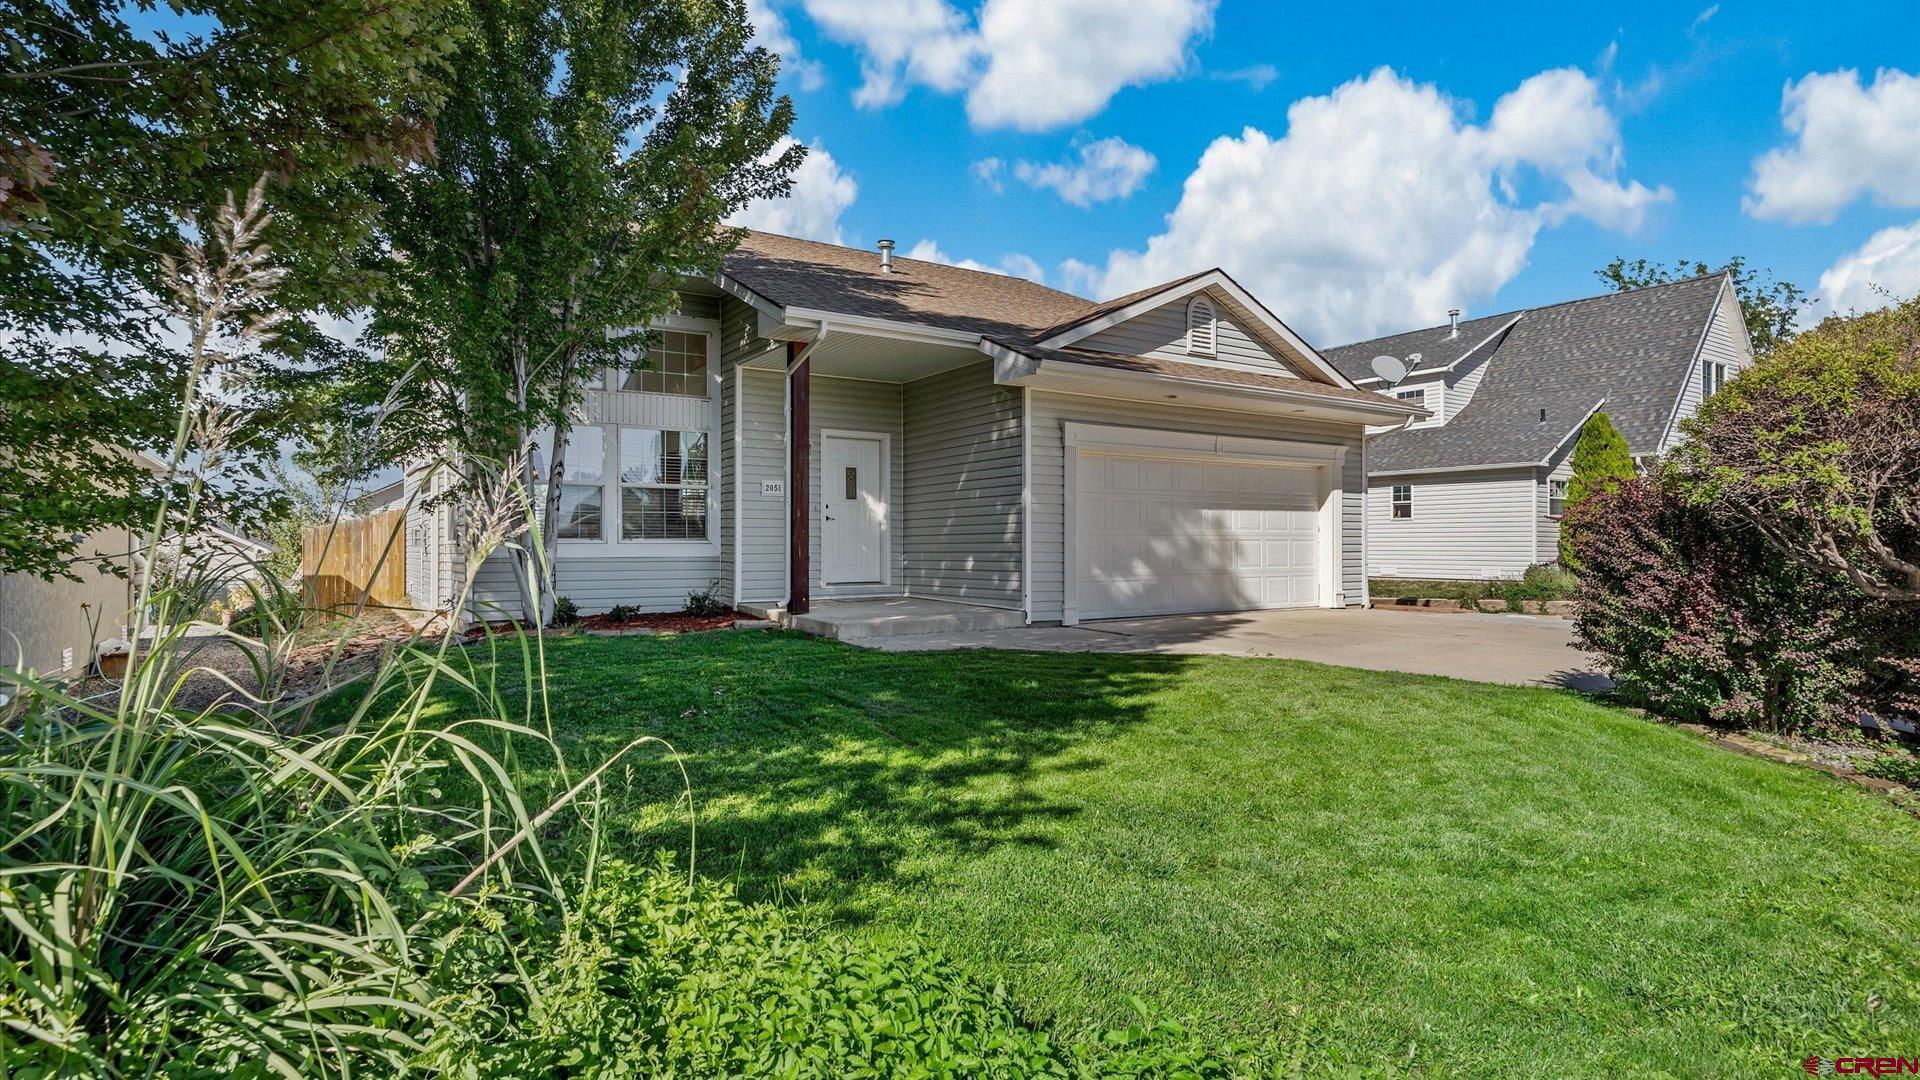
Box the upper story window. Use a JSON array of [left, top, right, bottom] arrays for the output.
[[1702, 360, 1729, 399], [1395, 386, 1439, 425], [1185, 295, 1217, 356], [620, 329, 709, 396], [1391, 484, 1413, 519]]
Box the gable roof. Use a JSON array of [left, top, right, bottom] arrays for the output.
[[1327, 274, 1732, 474], [719, 232, 1385, 402]]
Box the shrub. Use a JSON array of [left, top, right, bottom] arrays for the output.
[[681, 580, 729, 617], [1566, 471, 1920, 732], [425, 857, 1245, 1078], [551, 595, 581, 627], [1559, 410, 1635, 568], [604, 603, 643, 623], [1673, 294, 1920, 601]]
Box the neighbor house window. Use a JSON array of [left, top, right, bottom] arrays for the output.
[[619, 427, 709, 540], [540, 426, 606, 540], [1549, 478, 1569, 517], [1391, 484, 1413, 519], [620, 329, 709, 396], [1702, 360, 1728, 398], [1186, 295, 1217, 355]]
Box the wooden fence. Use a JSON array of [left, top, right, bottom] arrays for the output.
[[302, 508, 409, 611]]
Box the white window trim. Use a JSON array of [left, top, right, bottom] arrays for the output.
[[1391, 484, 1413, 519], [549, 319, 722, 558], [1548, 478, 1569, 519]]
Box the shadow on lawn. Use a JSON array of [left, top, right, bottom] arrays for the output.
[[508, 631, 1202, 922]]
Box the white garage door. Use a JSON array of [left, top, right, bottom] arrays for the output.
[[1075, 451, 1322, 619]]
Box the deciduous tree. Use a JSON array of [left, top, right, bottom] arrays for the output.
[[0, 0, 460, 578], [361, 0, 798, 623]]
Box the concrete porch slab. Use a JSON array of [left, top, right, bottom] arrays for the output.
[[782, 597, 1027, 641]]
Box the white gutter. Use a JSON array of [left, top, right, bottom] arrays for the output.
[[781, 306, 983, 349], [1009, 353, 1427, 422]]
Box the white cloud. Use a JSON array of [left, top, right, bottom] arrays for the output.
[[746, 0, 825, 91], [905, 239, 1044, 282], [971, 157, 1005, 192], [966, 0, 1216, 131], [1689, 4, 1719, 34], [800, 0, 976, 108], [1817, 219, 1920, 316], [1075, 67, 1669, 344], [729, 138, 858, 243], [1746, 68, 1920, 224], [797, 0, 1215, 131], [1013, 137, 1157, 207], [1211, 63, 1278, 92]]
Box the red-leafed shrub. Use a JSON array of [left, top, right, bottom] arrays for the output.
[[1566, 471, 1920, 733]]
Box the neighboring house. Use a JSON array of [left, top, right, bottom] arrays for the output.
[[1322, 273, 1754, 580], [0, 528, 135, 684], [137, 522, 275, 596], [406, 230, 1423, 624], [355, 479, 405, 515]]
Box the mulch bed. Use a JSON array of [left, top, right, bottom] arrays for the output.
[[466, 611, 747, 638], [579, 611, 741, 633]]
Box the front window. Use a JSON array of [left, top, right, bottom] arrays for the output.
[[541, 426, 606, 540], [1549, 478, 1569, 517], [620, 329, 709, 396], [619, 427, 709, 540], [1391, 484, 1413, 519]]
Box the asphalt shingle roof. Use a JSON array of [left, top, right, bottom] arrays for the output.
[[1325, 274, 1731, 474], [723, 230, 1414, 412], [725, 230, 1092, 341]]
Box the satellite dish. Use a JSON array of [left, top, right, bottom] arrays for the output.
[[1369, 354, 1408, 386]]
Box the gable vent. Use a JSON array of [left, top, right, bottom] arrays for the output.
[[1186, 295, 1217, 356]]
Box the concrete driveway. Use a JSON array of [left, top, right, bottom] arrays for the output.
[[867, 607, 1611, 690]]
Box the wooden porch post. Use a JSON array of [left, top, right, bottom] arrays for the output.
[[788, 341, 810, 615]]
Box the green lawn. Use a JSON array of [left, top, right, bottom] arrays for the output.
[[425, 630, 1920, 1075]]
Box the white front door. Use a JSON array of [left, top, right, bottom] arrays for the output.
[[822, 434, 886, 584]]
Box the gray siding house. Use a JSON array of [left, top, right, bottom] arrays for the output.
[[1322, 274, 1755, 580], [408, 231, 1423, 625]]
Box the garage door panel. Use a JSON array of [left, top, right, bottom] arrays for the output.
[[1076, 449, 1321, 619]]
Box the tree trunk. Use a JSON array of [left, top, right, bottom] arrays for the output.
[[538, 347, 585, 628]]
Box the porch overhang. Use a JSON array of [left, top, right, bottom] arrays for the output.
[[737, 308, 983, 383], [989, 350, 1425, 427]]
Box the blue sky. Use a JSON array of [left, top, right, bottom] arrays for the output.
[[734, 0, 1920, 344]]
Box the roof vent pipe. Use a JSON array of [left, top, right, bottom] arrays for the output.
[[1447, 308, 1461, 338], [878, 238, 895, 273]]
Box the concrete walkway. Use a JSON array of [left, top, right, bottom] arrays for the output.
[[865, 607, 1612, 691]]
